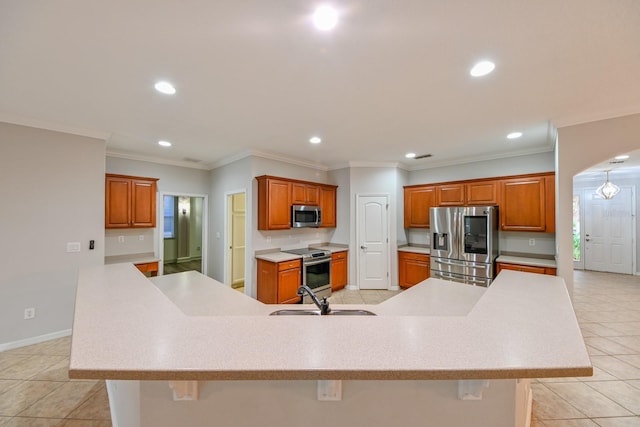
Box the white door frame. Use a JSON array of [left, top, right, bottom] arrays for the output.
[[573, 191, 585, 270], [223, 189, 247, 289], [158, 191, 209, 276], [355, 193, 390, 290]]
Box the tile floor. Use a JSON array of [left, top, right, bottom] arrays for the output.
[[0, 270, 638, 426], [0, 336, 111, 426]]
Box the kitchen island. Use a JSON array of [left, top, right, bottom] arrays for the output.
[[69, 265, 591, 427]]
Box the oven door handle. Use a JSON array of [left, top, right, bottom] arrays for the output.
[[304, 257, 331, 266]]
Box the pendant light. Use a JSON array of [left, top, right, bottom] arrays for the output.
[[595, 170, 620, 200]]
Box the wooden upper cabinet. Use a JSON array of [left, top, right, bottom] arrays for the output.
[[257, 176, 291, 230], [436, 183, 465, 206], [292, 183, 320, 205], [105, 174, 158, 229], [319, 185, 337, 228], [466, 180, 499, 205], [404, 186, 435, 228], [256, 176, 337, 230], [500, 175, 546, 232]]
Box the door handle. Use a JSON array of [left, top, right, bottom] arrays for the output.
[[585, 239, 590, 242], [361, 245, 367, 250]]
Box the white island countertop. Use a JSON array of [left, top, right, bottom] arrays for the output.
[[69, 265, 591, 381]]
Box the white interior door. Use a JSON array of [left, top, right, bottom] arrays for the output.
[[584, 186, 634, 274], [357, 195, 389, 290]]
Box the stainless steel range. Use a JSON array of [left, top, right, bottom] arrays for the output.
[[282, 248, 332, 302]]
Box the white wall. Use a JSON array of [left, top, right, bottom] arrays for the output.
[[0, 123, 105, 347], [328, 167, 350, 245], [349, 167, 402, 288], [409, 151, 555, 185], [557, 113, 640, 294]]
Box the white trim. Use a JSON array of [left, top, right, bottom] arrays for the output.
[[0, 329, 72, 352], [158, 192, 209, 276], [211, 149, 330, 172], [0, 114, 111, 140]]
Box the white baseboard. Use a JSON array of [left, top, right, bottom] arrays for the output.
[[0, 329, 72, 352]]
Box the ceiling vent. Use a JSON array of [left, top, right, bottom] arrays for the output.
[[413, 154, 433, 160], [183, 157, 202, 163], [609, 160, 625, 164]]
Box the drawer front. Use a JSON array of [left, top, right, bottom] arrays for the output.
[[332, 251, 347, 261], [278, 259, 301, 271], [400, 252, 430, 262]]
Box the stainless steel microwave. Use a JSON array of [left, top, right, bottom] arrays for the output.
[[291, 205, 321, 228]]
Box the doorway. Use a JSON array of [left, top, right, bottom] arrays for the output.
[[574, 186, 634, 274], [225, 191, 246, 293], [159, 192, 208, 276], [356, 194, 390, 290]]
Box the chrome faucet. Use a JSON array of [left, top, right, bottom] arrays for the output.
[[297, 285, 331, 315]]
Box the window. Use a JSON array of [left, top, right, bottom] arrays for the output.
[[164, 196, 176, 238]]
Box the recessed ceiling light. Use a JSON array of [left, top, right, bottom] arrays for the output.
[[309, 136, 322, 144], [405, 152, 416, 159], [470, 61, 495, 77], [313, 5, 338, 31], [615, 155, 630, 160], [507, 132, 523, 139], [154, 81, 176, 95], [158, 140, 172, 147]]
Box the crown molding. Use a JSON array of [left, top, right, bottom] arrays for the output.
[[211, 149, 330, 172], [0, 113, 111, 140], [405, 146, 555, 172], [106, 150, 212, 170], [554, 107, 640, 129]]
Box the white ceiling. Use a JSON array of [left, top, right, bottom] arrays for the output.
[[1, 0, 640, 171]]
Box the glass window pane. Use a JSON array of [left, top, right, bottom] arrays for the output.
[[573, 195, 580, 261], [164, 195, 175, 238]]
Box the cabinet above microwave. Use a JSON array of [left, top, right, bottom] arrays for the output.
[[256, 175, 337, 231]]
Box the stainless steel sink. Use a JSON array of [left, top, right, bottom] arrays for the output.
[[269, 309, 376, 316]]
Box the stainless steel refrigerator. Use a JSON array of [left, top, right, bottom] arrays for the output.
[[430, 206, 499, 286]]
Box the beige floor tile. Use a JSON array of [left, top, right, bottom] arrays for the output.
[[58, 420, 111, 427], [18, 381, 100, 419], [580, 323, 625, 337], [3, 417, 64, 427], [532, 383, 587, 420], [608, 336, 640, 353], [0, 380, 22, 396], [0, 381, 63, 416], [0, 356, 68, 380], [0, 417, 10, 427], [0, 355, 31, 372], [616, 355, 640, 369], [541, 420, 599, 427], [584, 337, 637, 355], [538, 377, 580, 383], [592, 417, 640, 427], [605, 322, 640, 335], [545, 382, 633, 417], [65, 384, 111, 421], [591, 356, 640, 380], [28, 359, 70, 382], [587, 345, 608, 357], [531, 419, 548, 427], [586, 381, 640, 414], [580, 367, 617, 382], [627, 380, 640, 390], [2, 342, 56, 356]]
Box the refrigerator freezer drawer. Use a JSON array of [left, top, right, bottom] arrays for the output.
[[430, 270, 493, 287], [430, 257, 494, 279]]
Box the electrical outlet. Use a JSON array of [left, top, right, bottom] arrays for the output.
[[24, 307, 35, 320], [138, 235, 144, 241], [529, 239, 536, 246], [66, 242, 81, 253], [118, 236, 125, 243]]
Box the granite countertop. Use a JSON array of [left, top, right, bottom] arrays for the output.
[[397, 246, 430, 255], [104, 252, 159, 265], [309, 244, 348, 253], [69, 264, 590, 382], [496, 255, 557, 268], [255, 252, 302, 263]]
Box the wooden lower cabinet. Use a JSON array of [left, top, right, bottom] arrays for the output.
[[257, 259, 302, 304], [398, 251, 430, 288], [135, 261, 158, 277], [331, 251, 348, 291], [496, 262, 556, 276]]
